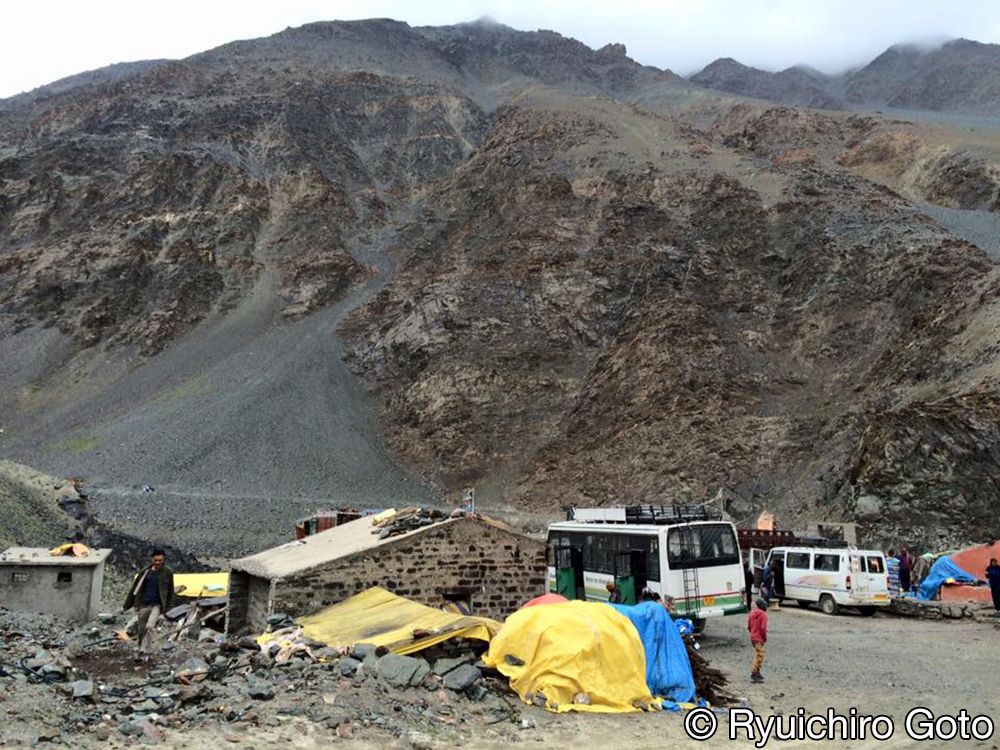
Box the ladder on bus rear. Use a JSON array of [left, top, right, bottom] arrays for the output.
[[679, 525, 701, 619]]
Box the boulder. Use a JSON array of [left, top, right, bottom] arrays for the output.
[[442, 664, 481, 692], [376, 654, 427, 689]]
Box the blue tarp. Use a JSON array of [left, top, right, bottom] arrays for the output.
[[917, 555, 978, 600], [609, 601, 696, 704]]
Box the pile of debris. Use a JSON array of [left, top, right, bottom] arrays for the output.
[[372, 508, 452, 539], [0, 606, 526, 746]]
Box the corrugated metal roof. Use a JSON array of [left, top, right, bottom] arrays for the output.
[[0, 547, 112, 567], [230, 511, 459, 580]]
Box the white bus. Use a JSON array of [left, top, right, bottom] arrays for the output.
[[546, 505, 747, 631]]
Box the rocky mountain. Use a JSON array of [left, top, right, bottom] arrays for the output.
[[844, 39, 1000, 114], [2, 18, 1000, 555], [689, 38, 1000, 117], [690, 58, 843, 110]]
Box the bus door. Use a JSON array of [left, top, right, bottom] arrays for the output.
[[552, 545, 584, 600], [614, 549, 648, 605]]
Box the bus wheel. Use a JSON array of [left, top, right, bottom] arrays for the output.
[[692, 618, 706, 634], [819, 594, 839, 616], [857, 606, 877, 617]]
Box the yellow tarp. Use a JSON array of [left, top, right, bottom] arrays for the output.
[[483, 600, 656, 714], [261, 587, 501, 655], [49, 543, 90, 557], [174, 572, 229, 598]]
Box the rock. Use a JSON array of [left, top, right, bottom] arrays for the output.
[[138, 719, 165, 744], [247, 683, 275, 700], [442, 664, 481, 691], [405, 730, 434, 750], [338, 657, 361, 676], [176, 657, 210, 683], [118, 720, 144, 737], [266, 613, 292, 627], [94, 726, 111, 741], [350, 643, 377, 660], [336, 722, 354, 739], [376, 654, 428, 688], [410, 659, 431, 686], [431, 654, 473, 676], [40, 662, 66, 680], [72, 679, 98, 702], [98, 613, 118, 625]]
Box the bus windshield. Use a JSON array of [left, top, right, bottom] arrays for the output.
[[666, 523, 739, 569]]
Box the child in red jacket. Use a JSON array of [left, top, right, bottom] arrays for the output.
[[748, 597, 768, 683]]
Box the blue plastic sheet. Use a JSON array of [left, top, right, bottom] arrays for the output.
[[609, 602, 696, 703], [917, 556, 978, 600]]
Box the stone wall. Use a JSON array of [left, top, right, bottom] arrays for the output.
[[890, 596, 997, 622], [0, 564, 102, 622], [230, 518, 547, 634], [227, 570, 274, 635]]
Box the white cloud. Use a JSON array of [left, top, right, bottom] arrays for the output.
[[2, 0, 999, 97]]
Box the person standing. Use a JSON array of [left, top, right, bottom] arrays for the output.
[[744, 561, 755, 608], [748, 597, 768, 683], [886, 549, 900, 597], [897, 547, 914, 593], [605, 581, 622, 603], [986, 558, 1000, 615], [123, 550, 175, 662]]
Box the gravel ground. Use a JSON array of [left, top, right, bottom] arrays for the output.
[[76, 606, 999, 749]]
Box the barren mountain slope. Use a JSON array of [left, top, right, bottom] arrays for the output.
[[345, 90, 1000, 547], [2, 20, 1000, 555]]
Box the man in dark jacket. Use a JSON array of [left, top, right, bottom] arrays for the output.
[[123, 550, 174, 661], [986, 558, 1000, 614]]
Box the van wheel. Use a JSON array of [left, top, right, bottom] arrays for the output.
[[796, 600, 811, 609], [858, 606, 877, 617], [819, 594, 839, 616]]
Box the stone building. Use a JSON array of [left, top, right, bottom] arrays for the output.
[[0, 547, 111, 622], [227, 513, 547, 634]]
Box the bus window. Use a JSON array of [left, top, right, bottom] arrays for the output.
[[666, 524, 740, 569], [647, 537, 660, 580]]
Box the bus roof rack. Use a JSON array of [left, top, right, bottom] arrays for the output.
[[567, 505, 723, 525]]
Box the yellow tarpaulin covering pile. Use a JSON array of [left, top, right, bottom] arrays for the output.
[[261, 587, 501, 655], [174, 572, 229, 598], [483, 600, 656, 714]]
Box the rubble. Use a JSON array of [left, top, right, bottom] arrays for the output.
[[0, 605, 521, 746]]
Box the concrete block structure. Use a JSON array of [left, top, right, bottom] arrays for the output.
[[227, 513, 546, 635], [0, 547, 111, 622]]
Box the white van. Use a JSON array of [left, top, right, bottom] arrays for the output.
[[763, 546, 890, 615]]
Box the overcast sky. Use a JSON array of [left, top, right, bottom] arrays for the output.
[[3, 0, 1000, 98]]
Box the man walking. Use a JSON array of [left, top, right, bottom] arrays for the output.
[[986, 558, 1000, 615], [748, 597, 768, 683], [123, 550, 174, 661]]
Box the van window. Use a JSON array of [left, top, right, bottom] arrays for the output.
[[814, 554, 840, 572], [647, 537, 660, 581], [867, 556, 885, 574], [786, 552, 810, 569]]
